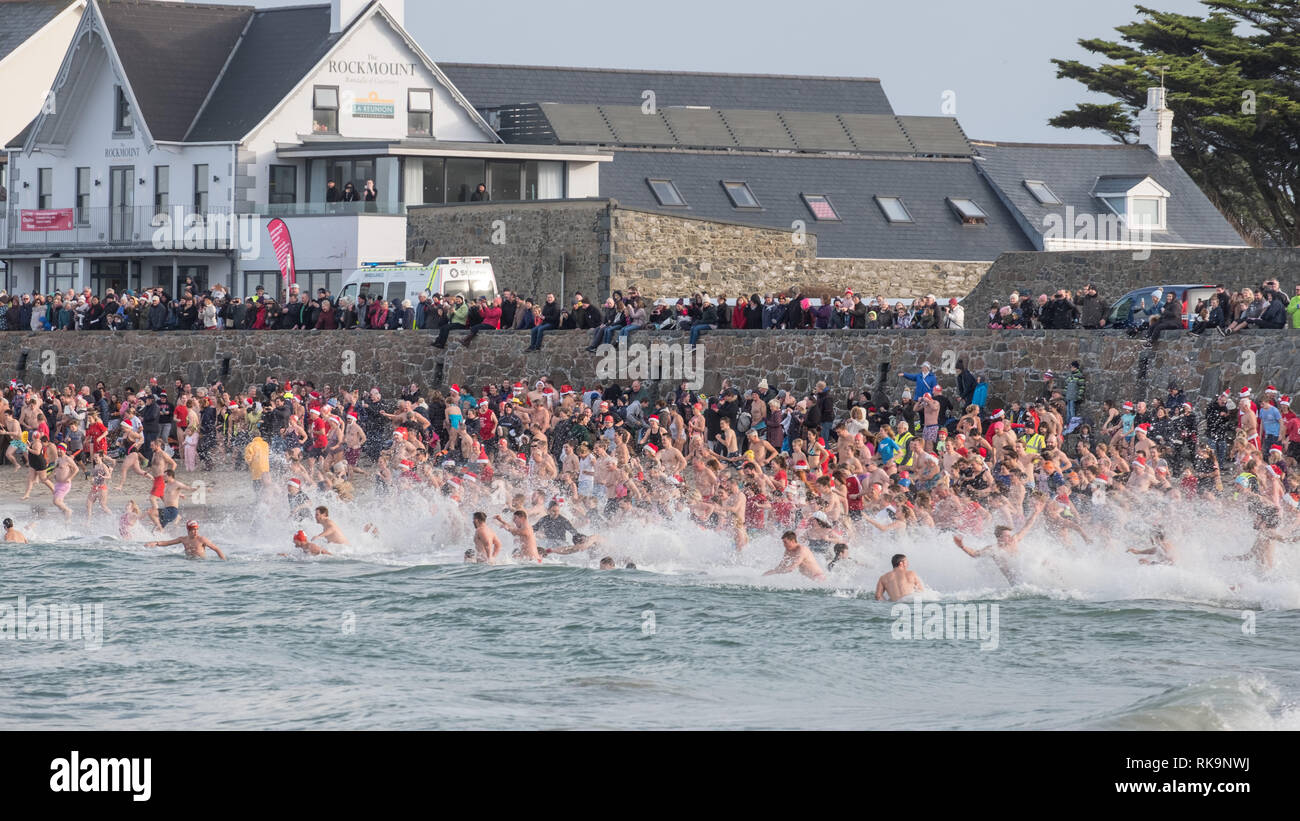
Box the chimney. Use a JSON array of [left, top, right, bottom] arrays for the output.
[[1138, 87, 1173, 158], [332, 0, 405, 33]]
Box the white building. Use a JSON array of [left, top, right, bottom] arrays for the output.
[[1, 0, 610, 297]]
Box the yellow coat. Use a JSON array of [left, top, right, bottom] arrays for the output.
[[244, 437, 270, 480]]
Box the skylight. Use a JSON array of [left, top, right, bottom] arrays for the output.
[[948, 197, 988, 224], [875, 196, 913, 224], [722, 180, 760, 208], [801, 193, 840, 221], [647, 178, 686, 207], [1024, 180, 1061, 205]]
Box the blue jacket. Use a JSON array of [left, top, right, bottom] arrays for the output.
[[902, 370, 938, 396]]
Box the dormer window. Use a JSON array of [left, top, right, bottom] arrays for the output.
[[114, 86, 132, 135], [1092, 175, 1169, 231], [1024, 180, 1061, 205]]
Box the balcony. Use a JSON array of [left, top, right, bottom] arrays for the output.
[[2, 205, 235, 251], [261, 201, 408, 218]]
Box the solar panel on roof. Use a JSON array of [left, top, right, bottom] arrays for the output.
[[718, 109, 796, 149], [837, 114, 914, 153], [779, 111, 855, 151], [538, 103, 617, 143], [662, 108, 736, 148], [896, 116, 971, 156], [598, 105, 676, 146]]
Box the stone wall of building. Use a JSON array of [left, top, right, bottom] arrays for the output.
[[3, 330, 1298, 419], [965, 247, 1300, 311], [405, 200, 991, 302], [405, 199, 611, 301]]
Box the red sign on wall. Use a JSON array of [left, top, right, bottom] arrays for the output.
[[21, 209, 74, 231]]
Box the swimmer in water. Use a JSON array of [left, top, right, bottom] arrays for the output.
[[3, 518, 27, 543], [1128, 527, 1177, 565], [952, 498, 1045, 584], [283, 530, 331, 557], [145, 520, 226, 560], [598, 556, 616, 570], [472, 511, 501, 564], [763, 530, 826, 581], [464, 549, 479, 564], [312, 505, 349, 546], [494, 510, 541, 563], [875, 553, 924, 601], [826, 543, 856, 572]]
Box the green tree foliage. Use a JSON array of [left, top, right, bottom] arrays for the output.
[[1051, 1, 1300, 246]]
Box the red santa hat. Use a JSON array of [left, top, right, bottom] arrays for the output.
[[400, 459, 414, 470], [1122, 401, 1134, 411], [121, 419, 133, 429], [794, 460, 809, 471], [512, 382, 524, 392], [1239, 386, 1252, 398], [476, 449, 490, 465], [294, 530, 307, 542], [1271, 443, 1286, 455], [560, 385, 575, 396], [643, 443, 658, 455], [669, 474, 684, 486], [347, 410, 359, 419], [462, 472, 478, 482], [288, 478, 302, 488], [1132, 456, 1147, 467], [990, 409, 1004, 420], [449, 384, 461, 395], [1270, 463, 1285, 478], [516, 452, 528, 462], [228, 402, 238, 410], [1287, 492, 1300, 510], [309, 408, 320, 416], [1281, 396, 1292, 407], [1137, 423, 1151, 432], [1266, 385, 1279, 395]]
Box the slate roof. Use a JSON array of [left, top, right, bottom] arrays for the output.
[[440, 63, 894, 115], [186, 4, 339, 141], [0, 0, 76, 63], [973, 141, 1246, 247], [97, 0, 253, 141], [602, 150, 1034, 259]]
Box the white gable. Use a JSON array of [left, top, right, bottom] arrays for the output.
[[248, 7, 495, 146]]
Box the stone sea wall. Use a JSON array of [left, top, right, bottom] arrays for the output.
[[3, 330, 1298, 416]]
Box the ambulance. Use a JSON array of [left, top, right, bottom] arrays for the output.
[[338, 257, 499, 308]]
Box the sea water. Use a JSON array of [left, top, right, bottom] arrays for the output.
[[1, 481, 1297, 730]]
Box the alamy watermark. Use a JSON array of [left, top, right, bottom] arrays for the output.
[[595, 337, 704, 390], [151, 207, 261, 255], [890, 600, 999, 650], [0, 595, 103, 649]]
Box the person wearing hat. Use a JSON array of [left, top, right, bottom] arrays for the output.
[[943, 297, 964, 329], [145, 520, 226, 560], [286, 530, 332, 557]]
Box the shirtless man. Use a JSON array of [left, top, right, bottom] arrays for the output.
[[472, 511, 501, 564], [312, 505, 349, 546], [3, 518, 27, 543], [952, 498, 1046, 584], [151, 470, 194, 531], [49, 443, 80, 520], [342, 412, 367, 467], [875, 553, 924, 601], [494, 510, 541, 563], [286, 529, 332, 557], [145, 520, 226, 559], [763, 530, 826, 581]]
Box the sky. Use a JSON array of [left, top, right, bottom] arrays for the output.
[[228, 0, 1218, 143]]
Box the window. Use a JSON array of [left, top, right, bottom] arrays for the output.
[[408, 89, 432, 136], [948, 197, 988, 225], [75, 167, 90, 224], [1130, 197, 1162, 228], [875, 195, 912, 223], [193, 164, 208, 213], [1024, 180, 1061, 205], [269, 165, 297, 205], [154, 166, 169, 216], [801, 193, 840, 221], [524, 160, 564, 199], [38, 168, 52, 209], [647, 178, 685, 206], [488, 160, 521, 201], [313, 86, 339, 134], [447, 158, 486, 202], [722, 180, 760, 208], [114, 86, 132, 135]]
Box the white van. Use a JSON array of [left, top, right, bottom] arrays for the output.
[[338, 257, 499, 308]]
